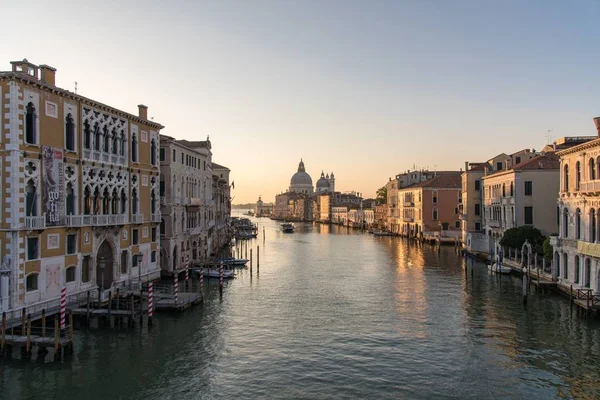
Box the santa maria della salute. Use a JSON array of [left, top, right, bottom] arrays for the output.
[[273, 159, 367, 223]]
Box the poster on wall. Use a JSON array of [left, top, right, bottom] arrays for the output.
[[42, 146, 65, 226]]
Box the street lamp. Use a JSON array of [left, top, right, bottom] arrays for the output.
[[99, 256, 105, 298]]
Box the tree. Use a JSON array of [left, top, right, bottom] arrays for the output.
[[376, 186, 387, 204], [542, 236, 553, 260], [499, 226, 545, 254]]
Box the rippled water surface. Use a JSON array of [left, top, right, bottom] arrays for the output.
[[1, 218, 600, 399]]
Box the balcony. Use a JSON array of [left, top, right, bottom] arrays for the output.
[[403, 201, 414, 207], [151, 213, 161, 223], [579, 180, 600, 194], [402, 217, 414, 222], [577, 240, 600, 257], [24, 216, 46, 230], [502, 197, 515, 205], [131, 214, 144, 224]]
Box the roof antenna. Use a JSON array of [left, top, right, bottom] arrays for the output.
[[545, 129, 553, 144], [74, 81, 78, 94]]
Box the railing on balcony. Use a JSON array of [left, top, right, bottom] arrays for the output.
[[151, 213, 161, 223], [403, 201, 414, 207], [501, 197, 515, 205], [131, 214, 144, 224], [24, 215, 46, 230], [402, 217, 414, 222], [66, 215, 83, 227], [580, 180, 600, 193]]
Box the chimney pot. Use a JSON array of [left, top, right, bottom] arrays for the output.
[[39, 64, 56, 86], [138, 104, 148, 120], [594, 117, 600, 137]]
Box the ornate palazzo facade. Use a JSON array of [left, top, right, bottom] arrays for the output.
[[0, 59, 163, 315]]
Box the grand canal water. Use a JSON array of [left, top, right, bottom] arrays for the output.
[[1, 217, 600, 399]]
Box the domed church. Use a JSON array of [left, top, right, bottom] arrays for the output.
[[289, 159, 314, 195], [316, 171, 335, 194]]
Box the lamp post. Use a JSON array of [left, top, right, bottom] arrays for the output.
[[99, 256, 105, 300]]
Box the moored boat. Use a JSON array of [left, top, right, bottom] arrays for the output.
[[218, 257, 249, 267], [488, 263, 512, 274], [193, 267, 235, 279], [372, 231, 394, 237], [280, 223, 295, 233]]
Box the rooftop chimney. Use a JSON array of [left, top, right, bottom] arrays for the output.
[[39, 64, 56, 86], [138, 104, 148, 120], [594, 117, 600, 137]]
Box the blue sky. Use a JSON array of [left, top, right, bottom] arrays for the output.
[[5, 0, 600, 202]]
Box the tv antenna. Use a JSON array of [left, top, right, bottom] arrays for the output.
[[545, 130, 554, 144], [74, 81, 78, 94]]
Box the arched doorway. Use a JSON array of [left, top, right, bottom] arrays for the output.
[[96, 240, 114, 291]]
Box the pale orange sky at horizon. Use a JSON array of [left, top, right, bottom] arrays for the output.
[[5, 1, 600, 204]]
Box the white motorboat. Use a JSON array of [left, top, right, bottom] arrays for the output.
[[281, 223, 295, 233], [488, 263, 512, 274], [193, 267, 235, 279]]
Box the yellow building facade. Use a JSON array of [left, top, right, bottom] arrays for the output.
[[0, 59, 163, 316]]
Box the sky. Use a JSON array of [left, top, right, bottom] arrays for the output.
[[5, 0, 600, 203]]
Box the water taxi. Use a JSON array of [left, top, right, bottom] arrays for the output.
[[280, 223, 295, 233]]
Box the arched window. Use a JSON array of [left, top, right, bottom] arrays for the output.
[[65, 113, 75, 151], [84, 186, 91, 215], [120, 189, 127, 214], [181, 212, 185, 231], [25, 102, 37, 144], [160, 174, 165, 197], [120, 131, 126, 157], [576, 208, 581, 239], [160, 218, 165, 235], [590, 158, 596, 181], [502, 183, 506, 197], [432, 208, 438, 220], [151, 189, 156, 214], [103, 125, 110, 152], [510, 181, 514, 197], [576, 161, 581, 190], [26, 179, 38, 217], [563, 252, 568, 279], [563, 164, 569, 191], [432, 191, 438, 204], [93, 187, 100, 214], [66, 266, 76, 283], [151, 139, 157, 165], [563, 208, 569, 238], [66, 183, 75, 215], [102, 187, 110, 214], [591, 209, 597, 243], [585, 258, 591, 288], [94, 123, 101, 151], [574, 256, 580, 284], [111, 189, 118, 214], [151, 250, 157, 263], [131, 133, 138, 162], [132, 188, 138, 214], [112, 128, 118, 154], [83, 120, 91, 150], [26, 273, 39, 292]]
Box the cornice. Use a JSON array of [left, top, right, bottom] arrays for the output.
[[0, 72, 164, 130]]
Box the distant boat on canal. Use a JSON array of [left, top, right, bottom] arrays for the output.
[[193, 267, 235, 279], [217, 257, 249, 267], [280, 223, 295, 233], [488, 262, 511, 274], [372, 230, 394, 237]]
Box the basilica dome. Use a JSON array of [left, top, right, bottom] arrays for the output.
[[289, 159, 314, 195], [316, 171, 329, 189]]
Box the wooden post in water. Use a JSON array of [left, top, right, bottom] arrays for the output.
[[42, 309, 46, 338], [1, 312, 5, 355], [25, 314, 32, 358], [108, 290, 112, 327], [53, 317, 60, 360], [250, 249, 253, 271], [21, 308, 26, 334], [86, 290, 91, 326], [522, 273, 528, 305], [130, 296, 135, 326], [68, 311, 74, 354], [257, 246, 260, 269], [219, 261, 224, 295]]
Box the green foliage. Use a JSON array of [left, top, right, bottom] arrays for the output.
[[499, 226, 546, 254], [376, 186, 387, 204], [542, 236, 554, 260]]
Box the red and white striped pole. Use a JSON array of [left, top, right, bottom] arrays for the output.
[[60, 287, 66, 329], [148, 282, 154, 325], [174, 271, 179, 304], [199, 263, 204, 293], [185, 255, 189, 281], [219, 260, 224, 293]]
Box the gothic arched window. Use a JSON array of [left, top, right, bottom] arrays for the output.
[[25, 102, 37, 144], [65, 113, 75, 151]]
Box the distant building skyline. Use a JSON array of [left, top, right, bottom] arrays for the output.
[[6, 0, 600, 203]]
